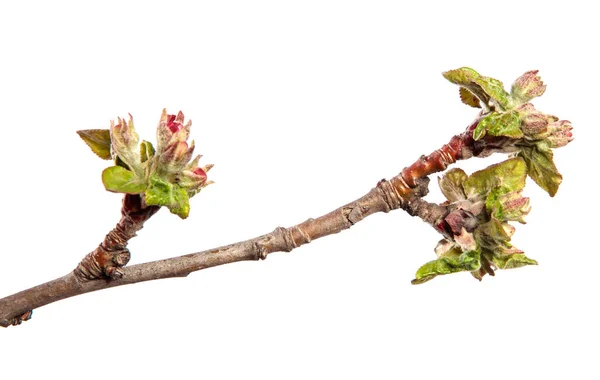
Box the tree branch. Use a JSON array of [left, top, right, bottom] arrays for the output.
[[0, 176, 432, 327], [0, 115, 531, 327]]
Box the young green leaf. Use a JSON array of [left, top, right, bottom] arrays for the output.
[[442, 67, 512, 110], [438, 168, 468, 202], [115, 155, 131, 170], [463, 157, 527, 198], [145, 176, 191, 218], [475, 110, 523, 140], [102, 166, 147, 194], [140, 140, 156, 163], [168, 186, 191, 218], [77, 129, 112, 160], [459, 87, 481, 108], [475, 76, 512, 110], [491, 252, 538, 269], [443, 68, 491, 107], [474, 219, 511, 251], [473, 121, 487, 141], [412, 248, 480, 284], [518, 145, 563, 196]]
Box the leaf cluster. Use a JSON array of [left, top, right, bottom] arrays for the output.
[[77, 111, 211, 218]]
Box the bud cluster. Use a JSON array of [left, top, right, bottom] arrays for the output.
[[413, 158, 536, 284], [518, 103, 574, 148], [154, 110, 212, 198], [78, 109, 212, 218], [443, 67, 573, 197]]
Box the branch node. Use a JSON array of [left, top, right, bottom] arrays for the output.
[[376, 179, 404, 211], [73, 195, 159, 281], [439, 143, 457, 167], [293, 225, 312, 244], [342, 207, 356, 226], [253, 241, 268, 260], [74, 247, 131, 281], [275, 226, 297, 252]]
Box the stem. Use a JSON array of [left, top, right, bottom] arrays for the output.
[[1, 119, 504, 327], [0, 177, 428, 327], [398, 116, 520, 188], [74, 194, 159, 280]]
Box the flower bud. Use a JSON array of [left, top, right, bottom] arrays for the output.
[[522, 111, 548, 136], [109, 114, 142, 173], [511, 70, 546, 104], [157, 109, 191, 151], [160, 141, 191, 166], [192, 167, 207, 177], [517, 103, 548, 137], [143, 109, 213, 217], [495, 191, 531, 224], [546, 119, 574, 148], [166, 112, 185, 133], [178, 167, 208, 189], [110, 114, 139, 155]]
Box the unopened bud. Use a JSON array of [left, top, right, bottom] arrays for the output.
[[110, 114, 139, 153], [547, 119, 574, 148], [192, 167, 207, 178], [495, 191, 531, 224], [157, 109, 191, 151], [166, 111, 185, 133], [517, 103, 548, 137], [511, 70, 546, 104], [166, 141, 189, 162], [522, 111, 548, 136], [178, 167, 208, 189]]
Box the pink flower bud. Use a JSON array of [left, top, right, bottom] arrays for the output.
[[192, 167, 207, 179], [157, 109, 191, 151], [522, 111, 548, 136], [517, 103, 548, 137], [497, 192, 531, 224], [177, 167, 208, 190], [547, 119, 574, 148], [511, 70, 546, 104], [166, 112, 185, 133], [517, 104, 572, 148], [161, 141, 189, 164]]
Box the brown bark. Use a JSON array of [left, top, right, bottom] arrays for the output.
[[0, 177, 431, 327], [399, 117, 521, 188], [74, 194, 160, 280]]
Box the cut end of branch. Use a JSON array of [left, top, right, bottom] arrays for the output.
[[1, 310, 33, 328]]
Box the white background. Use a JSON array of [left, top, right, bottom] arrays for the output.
[[0, 1, 597, 379]]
